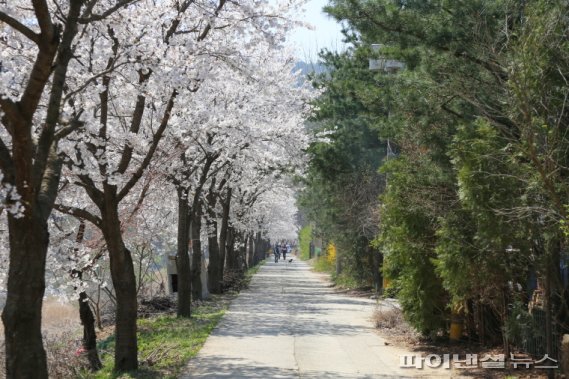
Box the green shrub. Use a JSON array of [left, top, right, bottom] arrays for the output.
[[299, 225, 312, 260], [312, 256, 334, 273]]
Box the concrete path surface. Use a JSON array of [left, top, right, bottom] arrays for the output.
[[181, 259, 454, 379]]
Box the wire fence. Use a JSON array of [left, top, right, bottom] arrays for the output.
[[513, 308, 559, 359]]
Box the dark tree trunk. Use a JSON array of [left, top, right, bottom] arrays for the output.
[[101, 203, 138, 372], [191, 202, 203, 300], [226, 226, 238, 271], [73, 222, 102, 371], [247, 234, 254, 269], [336, 250, 342, 276], [218, 189, 231, 284], [207, 218, 222, 294], [79, 291, 103, 371], [176, 188, 192, 317], [264, 240, 269, 261], [254, 234, 266, 264], [237, 232, 247, 271], [186, 156, 217, 300], [253, 232, 260, 265], [206, 180, 221, 294], [2, 215, 49, 379], [371, 246, 382, 293]]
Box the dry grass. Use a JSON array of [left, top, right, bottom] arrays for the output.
[[42, 297, 81, 336], [0, 297, 85, 378], [0, 297, 80, 339], [373, 306, 403, 329], [372, 304, 421, 346]]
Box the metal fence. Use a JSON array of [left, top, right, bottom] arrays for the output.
[[516, 309, 559, 359]]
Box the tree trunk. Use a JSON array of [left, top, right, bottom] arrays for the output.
[[218, 189, 231, 286], [2, 215, 49, 379], [73, 222, 102, 371], [191, 203, 203, 300], [237, 232, 247, 271], [205, 181, 221, 294], [176, 188, 192, 317], [226, 226, 238, 271], [101, 204, 138, 372], [336, 250, 342, 276], [371, 246, 382, 293], [254, 232, 261, 265], [247, 234, 254, 268], [79, 291, 103, 371], [207, 218, 222, 294]]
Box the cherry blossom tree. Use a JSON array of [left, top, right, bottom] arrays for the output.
[[51, 0, 308, 371], [1, 0, 310, 375], [162, 41, 311, 310], [215, 62, 305, 269], [45, 158, 176, 371], [0, 0, 139, 376]]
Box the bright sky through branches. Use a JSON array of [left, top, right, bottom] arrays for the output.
[[287, 0, 347, 60]]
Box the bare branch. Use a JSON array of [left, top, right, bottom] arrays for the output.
[[54, 110, 85, 141], [78, 0, 139, 23], [197, 0, 227, 42], [117, 70, 151, 174], [118, 89, 178, 201], [54, 203, 102, 228], [0, 11, 40, 44], [33, 0, 84, 194], [63, 60, 130, 102], [164, 0, 196, 44]]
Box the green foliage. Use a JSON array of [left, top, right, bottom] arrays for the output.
[[299, 225, 313, 260], [504, 300, 536, 348], [302, 0, 569, 342], [312, 256, 335, 273], [333, 271, 361, 289], [298, 47, 387, 293], [378, 157, 450, 335]]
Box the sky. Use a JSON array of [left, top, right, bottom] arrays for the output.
[[287, 0, 347, 61]]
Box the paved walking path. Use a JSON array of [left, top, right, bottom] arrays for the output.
[[181, 259, 454, 378]]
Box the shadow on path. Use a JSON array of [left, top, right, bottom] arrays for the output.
[[181, 260, 452, 379]]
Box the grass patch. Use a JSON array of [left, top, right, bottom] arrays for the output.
[[332, 271, 361, 289], [81, 261, 267, 379], [82, 299, 227, 379], [310, 257, 367, 291], [312, 256, 334, 273]]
